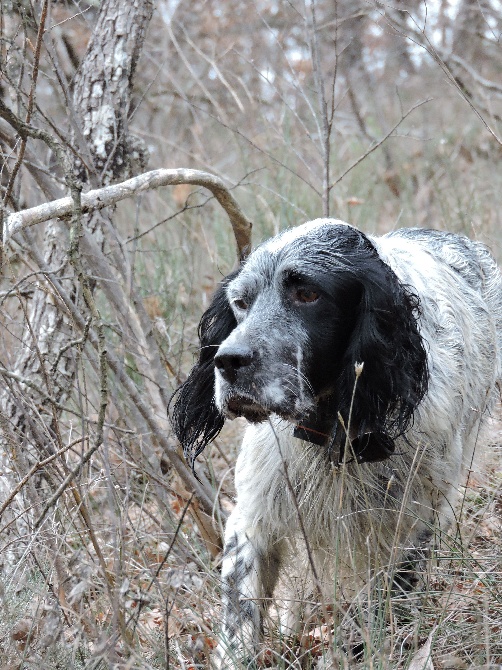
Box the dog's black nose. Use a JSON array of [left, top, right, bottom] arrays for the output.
[[214, 345, 254, 383]]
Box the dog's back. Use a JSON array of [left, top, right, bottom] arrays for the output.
[[372, 228, 502, 422], [381, 228, 502, 367]]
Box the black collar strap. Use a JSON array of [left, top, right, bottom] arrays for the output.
[[294, 419, 344, 464], [294, 420, 396, 465], [292, 393, 395, 464], [293, 423, 331, 446]]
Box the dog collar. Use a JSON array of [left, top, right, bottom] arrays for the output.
[[293, 423, 332, 446], [294, 420, 396, 465], [293, 417, 344, 464]]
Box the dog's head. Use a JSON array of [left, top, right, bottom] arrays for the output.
[[171, 220, 428, 468]]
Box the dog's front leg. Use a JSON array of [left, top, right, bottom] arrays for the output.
[[214, 509, 281, 668]]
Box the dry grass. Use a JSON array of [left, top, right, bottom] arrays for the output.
[[1, 413, 499, 668], [1, 1, 501, 668]]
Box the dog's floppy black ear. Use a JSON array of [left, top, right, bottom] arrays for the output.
[[170, 270, 239, 469], [338, 259, 428, 463]]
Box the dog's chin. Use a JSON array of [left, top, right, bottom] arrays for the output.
[[220, 394, 309, 424], [222, 396, 270, 423]]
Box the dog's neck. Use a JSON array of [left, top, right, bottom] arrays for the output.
[[293, 394, 396, 464], [293, 394, 343, 462]]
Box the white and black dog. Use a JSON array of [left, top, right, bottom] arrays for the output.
[[172, 220, 502, 666]]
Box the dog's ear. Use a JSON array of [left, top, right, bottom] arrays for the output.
[[338, 263, 428, 462], [170, 270, 239, 469]]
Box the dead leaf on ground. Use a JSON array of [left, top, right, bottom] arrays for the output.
[[408, 629, 436, 670]]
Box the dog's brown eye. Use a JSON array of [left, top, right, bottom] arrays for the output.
[[234, 298, 248, 311], [294, 288, 319, 304]]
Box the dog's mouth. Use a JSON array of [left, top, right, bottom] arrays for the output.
[[225, 396, 270, 422], [223, 393, 312, 424]]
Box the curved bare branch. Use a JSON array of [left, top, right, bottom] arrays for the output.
[[4, 168, 253, 259]]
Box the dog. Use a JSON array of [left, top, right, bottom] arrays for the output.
[[172, 220, 502, 666]]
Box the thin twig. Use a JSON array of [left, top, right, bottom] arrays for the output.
[[0, 437, 84, 520], [21, 232, 221, 519], [0, 365, 67, 411], [380, 9, 502, 147], [33, 440, 102, 530], [309, 0, 331, 217], [129, 492, 194, 638], [2, 0, 48, 210], [332, 98, 432, 187]]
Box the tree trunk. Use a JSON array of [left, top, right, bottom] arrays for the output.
[[0, 0, 153, 576], [73, 0, 153, 185], [452, 0, 488, 63]]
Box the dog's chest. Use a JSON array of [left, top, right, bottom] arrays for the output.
[[236, 419, 434, 563], [233, 420, 409, 552]]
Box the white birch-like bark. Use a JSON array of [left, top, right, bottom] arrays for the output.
[[4, 168, 253, 257]]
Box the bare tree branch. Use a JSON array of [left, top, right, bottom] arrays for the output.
[[380, 9, 502, 147], [331, 99, 432, 187], [4, 168, 253, 259], [308, 0, 331, 217], [445, 51, 502, 97]]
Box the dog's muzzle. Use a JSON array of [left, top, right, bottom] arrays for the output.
[[214, 343, 268, 421], [214, 342, 303, 421]]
